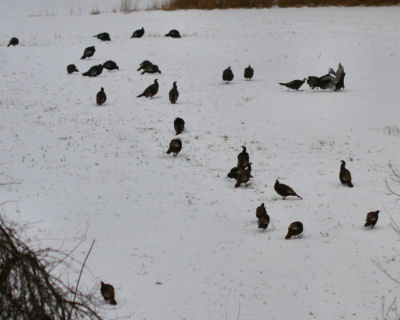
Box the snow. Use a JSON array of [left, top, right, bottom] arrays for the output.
[[1, 3, 400, 319]]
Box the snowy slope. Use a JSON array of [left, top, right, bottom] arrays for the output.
[[1, 5, 400, 320]]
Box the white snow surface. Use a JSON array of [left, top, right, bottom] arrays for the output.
[[1, 4, 400, 320]]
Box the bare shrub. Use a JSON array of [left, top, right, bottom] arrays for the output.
[[90, 7, 101, 15], [0, 215, 102, 320]]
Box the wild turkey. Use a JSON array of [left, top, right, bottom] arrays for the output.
[[81, 46, 95, 59], [234, 163, 252, 188], [100, 281, 117, 305], [237, 146, 249, 168], [285, 221, 303, 239], [339, 160, 353, 187], [103, 60, 119, 71], [166, 139, 182, 156], [7, 37, 19, 47], [227, 167, 239, 179], [141, 64, 161, 75], [222, 67, 234, 83], [279, 78, 306, 90], [165, 29, 181, 38], [131, 27, 145, 38], [274, 180, 302, 200], [94, 32, 111, 41], [329, 63, 345, 91], [307, 76, 320, 89], [169, 81, 179, 104], [82, 64, 103, 77], [244, 65, 254, 80], [364, 210, 379, 228], [174, 117, 185, 135], [67, 64, 79, 74], [137, 60, 153, 72], [258, 215, 270, 231], [96, 87, 106, 106], [137, 79, 159, 98], [256, 203, 267, 219]]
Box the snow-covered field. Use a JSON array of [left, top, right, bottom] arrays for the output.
[[1, 3, 400, 319]]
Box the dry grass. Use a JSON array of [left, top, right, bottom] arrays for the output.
[[163, 0, 399, 9], [89, 7, 101, 15], [120, 0, 138, 13]]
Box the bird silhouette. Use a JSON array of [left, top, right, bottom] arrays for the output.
[[81, 46, 95, 59], [339, 160, 353, 187], [274, 180, 302, 199], [7, 37, 19, 47], [96, 87, 106, 106], [137, 79, 159, 98], [174, 117, 185, 135], [94, 32, 111, 41], [256, 203, 267, 220], [227, 167, 239, 179], [244, 65, 254, 80], [131, 27, 145, 38], [237, 146, 249, 169], [100, 281, 117, 305], [82, 64, 103, 77], [234, 163, 252, 188], [258, 215, 270, 231], [166, 139, 182, 156], [169, 81, 179, 104], [329, 63, 345, 91], [285, 221, 303, 239], [67, 64, 79, 74], [222, 67, 234, 83], [165, 29, 181, 38], [137, 60, 153, 72], [141, 64, 161, 75], [364, 210, 379, 228], [103, 60, 119, 71], [279, 78, 306, 90]]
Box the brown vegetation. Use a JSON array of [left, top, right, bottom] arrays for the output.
[[163, 0, 399, 9]]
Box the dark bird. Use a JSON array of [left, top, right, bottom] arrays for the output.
[[279, 78, 306, 90], [237, 146, 249, 169], [67, 64, 79, 74], [131, 27, 145, 38], [307, 74, 335, 90], [244, 65, 254, 80], [137, 79, 159, 98], [7, 37, 19, 47], [235, 163, 252, 188], [103, 60, 119, 71], [82, 64, 103, 77], [227, 167, 239, 179], [364, 210, 379, 228], [258, 215, 270, 231], [222, 67, 234, 83], [81, 46, 95, 59], [100, 281, 117, 305], [169, 81, 179, 104], [274, 180, 302, 200], [166, 138, 182, 156], [174, 117, 185, 135], [339, 160, 353, 187], [141, 64, 161, 75], [285, 221, 303, 239], [94, 32, 111, 41], [329, 63, 345, 91], [96, 87, 106, 106], [307, 76, 320, 89], [165, 29, 181, 38], [256, 203, 267, 220], [137, 60, 153, 72]]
